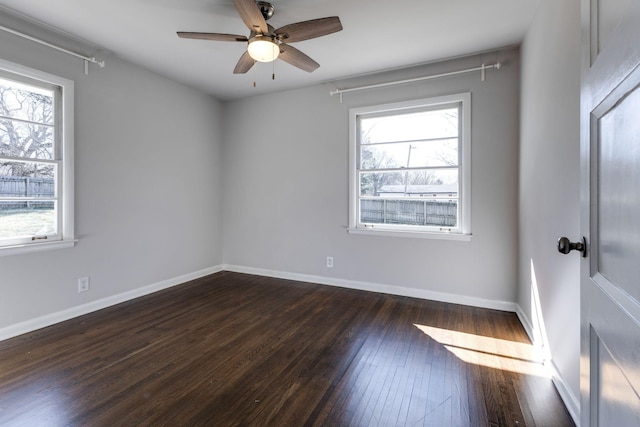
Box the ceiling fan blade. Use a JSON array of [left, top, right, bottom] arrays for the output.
[[234, 51, 256, 74], [233, 0, 268, 34], [278, 44, 319, 73], [177, 32, 248, 42], [275, 17, 342, 43]]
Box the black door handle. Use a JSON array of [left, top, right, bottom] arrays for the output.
[[557, 236, 587, 257]]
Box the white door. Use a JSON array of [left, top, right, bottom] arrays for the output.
[[579, 0, 640, 425]]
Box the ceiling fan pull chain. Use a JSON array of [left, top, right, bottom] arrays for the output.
[[253, 59, 257, 87]]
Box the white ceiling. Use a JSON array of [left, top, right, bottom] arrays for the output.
[[0, 0, 539, 100]]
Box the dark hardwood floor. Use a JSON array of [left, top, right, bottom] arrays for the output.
[[0, 272, 574, 426]]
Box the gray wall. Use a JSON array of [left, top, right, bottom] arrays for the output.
[[0, 15, 223, 330], [519, 0, 581, 415], [222, 48, 520, 304]]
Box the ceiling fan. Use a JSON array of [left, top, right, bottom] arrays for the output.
[[177, 0, 343, 74]]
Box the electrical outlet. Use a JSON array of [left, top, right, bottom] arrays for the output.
[[326, 256, 334, 268], [77, 276, 90, 293]]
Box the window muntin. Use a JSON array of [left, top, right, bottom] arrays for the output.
[[0, 60, 74, 253], [349, 94, 470, 237]]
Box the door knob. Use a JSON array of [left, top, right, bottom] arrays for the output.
[[557, 236, 587, 257]]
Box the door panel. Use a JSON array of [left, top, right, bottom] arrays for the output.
[[581, 0, 640, 425], [595, 82, 640, 302], [587, 278, 640, 426], [593, 0, 632, 58], [596, 333, 640, 426]]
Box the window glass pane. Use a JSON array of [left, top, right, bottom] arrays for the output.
[[0, 119, 54, 159], [359, 170, 405, 196], [360, 199, 458, 227], [360, 107, 458, 144], [361, 138, 458, 170], [0, 162, 56, 198], [0, 61, 72, 251], [351, 93, 469, 235], [0, 77, 54, 125], [360, 169, 458, 197], [0, 200, 56, 239]]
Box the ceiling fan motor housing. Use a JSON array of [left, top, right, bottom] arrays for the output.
[[257, 1, 275, 21]]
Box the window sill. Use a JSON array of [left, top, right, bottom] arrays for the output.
[[347, 228, 472, 241], [0, 239, 77, 257]]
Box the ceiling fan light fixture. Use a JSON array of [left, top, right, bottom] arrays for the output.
[[247, 36, 280, 62], [178, 0, 343, 74]]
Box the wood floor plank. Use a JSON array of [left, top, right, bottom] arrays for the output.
[[0, 272, 575, 427]]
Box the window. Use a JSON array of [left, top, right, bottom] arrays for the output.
[[0, 59, 74, 255], [349, 93, 471, 239]]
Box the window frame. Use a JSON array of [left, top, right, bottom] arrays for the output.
[[348, 93, 471, 240], [0, 58, 75, 256]]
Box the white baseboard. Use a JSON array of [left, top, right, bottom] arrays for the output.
[[549, 359, 581, 426], [515, 304, 581, 426], [0, 265, 224, 342], [515, 304, 536, 344], [223, 264, 519, 313]]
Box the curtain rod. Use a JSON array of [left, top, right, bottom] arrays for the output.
[[330, 62, 501, 103], [0, 24, 105, 74]]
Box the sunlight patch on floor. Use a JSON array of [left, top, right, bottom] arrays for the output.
[[414, 323, 550, 377]]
